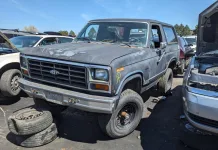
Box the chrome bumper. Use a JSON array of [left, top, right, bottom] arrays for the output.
[[183, 86, 218, 134], [19, 79, 118, 114]]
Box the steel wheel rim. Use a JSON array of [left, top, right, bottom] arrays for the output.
[[115, 103, 137, 130], [11, 74, 20, 92]]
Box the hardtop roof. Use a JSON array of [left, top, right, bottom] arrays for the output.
[[89, 18, 173, 27]]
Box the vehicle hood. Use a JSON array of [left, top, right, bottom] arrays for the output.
[[21, 42, 141, 65], [197, 1, 218, 55], [0, 31, 17, 51]]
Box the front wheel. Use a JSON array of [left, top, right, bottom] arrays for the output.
[[0, 69, 21, 97], [98, 89, 144, 138]]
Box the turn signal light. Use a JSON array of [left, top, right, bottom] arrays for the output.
[[94, 84, 109, 91], [22, 69, 29, 76]]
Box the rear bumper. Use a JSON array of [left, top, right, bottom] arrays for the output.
[[19, 78, 119, 114]]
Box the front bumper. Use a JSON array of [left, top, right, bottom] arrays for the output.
[[19, 79, 119, 114], [183, 86, 218, 134]]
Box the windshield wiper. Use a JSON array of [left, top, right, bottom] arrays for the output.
[[120, 42, 131, 47]]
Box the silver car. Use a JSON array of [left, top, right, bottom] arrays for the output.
[[183, 1, 218, 134]]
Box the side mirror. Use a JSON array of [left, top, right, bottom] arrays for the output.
[[185, 50, 195, 57], [160, 42, 167, 49]]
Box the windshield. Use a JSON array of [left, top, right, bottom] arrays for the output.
[[184, 37, 196, 45], [10, 36, 41, 49], [77, 22, 148, 47]]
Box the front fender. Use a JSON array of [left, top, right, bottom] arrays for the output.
[[115, 73, 142, 95], [0, 53, 20, 69]]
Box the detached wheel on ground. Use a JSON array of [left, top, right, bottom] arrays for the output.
[[98, 89, 144, 138], [157, 68, 173, 95], [15, 123, 58, 147], [8, 107, 53, 135], [0, 69, 21, 97], [33, 98, 68, 116]]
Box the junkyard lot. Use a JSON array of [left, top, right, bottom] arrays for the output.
[[0, 77, 218, 150]]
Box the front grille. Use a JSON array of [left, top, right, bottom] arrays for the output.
[[28, 59, 87, 89], [188, 113, 218, 128]]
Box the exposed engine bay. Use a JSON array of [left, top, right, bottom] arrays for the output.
[[188, 56, 218, 92]]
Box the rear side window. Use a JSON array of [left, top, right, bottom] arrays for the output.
[[58, 37, 73, 43], [163, 26, 177, 44], [39, 37, 57, 46]]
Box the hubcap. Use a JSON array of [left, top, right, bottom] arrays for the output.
[[11, 75, 20, 92], [116, 103, 136, 129]]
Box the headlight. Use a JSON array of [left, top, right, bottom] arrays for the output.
[[91, 69, 109, 81], [20, 56, 27, 68]]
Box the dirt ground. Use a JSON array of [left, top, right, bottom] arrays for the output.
[[0, 76, 218, 150]]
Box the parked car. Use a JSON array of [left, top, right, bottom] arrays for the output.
[[0, 29, 33, 39], [177, 37, 194, 74], [183, 1, 218, 135], [184, 35, 197, 52], [19, 19, 179, 138], [10, 35, 74, 49], [0, 31, 21, 97]]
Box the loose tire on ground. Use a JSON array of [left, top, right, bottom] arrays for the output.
[[0, 69, 21, 97], [8, 107, 53, 135], [98, 89, 144, 138], [33, 98, 67, 116], [158, 68, 173, 94], [15, 123, 58, 147]]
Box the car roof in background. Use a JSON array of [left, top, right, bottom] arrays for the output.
[[183, 35, 197, 38], [12, 35, 74, 38], [89, 18, 173, 27]]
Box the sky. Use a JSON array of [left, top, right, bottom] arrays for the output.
[[0, 0, 216, 34]]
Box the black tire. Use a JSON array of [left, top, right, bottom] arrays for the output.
[[98, 89, 143, 138], [8, 107, 53, 135], [15, 123, 58, 147], [158, 68, 173, 94], [33, 98, 67, 116], [178, 59, 185, 74], [0, 69, 21, 97]]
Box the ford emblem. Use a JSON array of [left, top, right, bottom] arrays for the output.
[[50, 69, 59, 75]]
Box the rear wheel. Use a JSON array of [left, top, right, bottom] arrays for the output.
[[98, 89, 143, 138], [158, 68, 173, 95]]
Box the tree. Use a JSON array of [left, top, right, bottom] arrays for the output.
[[88, 27, 96, 39], [193, 25, 198, 35], [183, 25, 191, 36], [59, 30, 68, 36], [24, 25, 38, 33], [174, 24, 191, 36], [69, 30, 76, 37]]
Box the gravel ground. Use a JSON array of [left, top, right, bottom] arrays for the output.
[[0, 76, 218, 150]]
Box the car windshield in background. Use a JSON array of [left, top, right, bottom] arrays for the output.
[[184, 38, 196, 45], [10, 36, 41, 49], [77, 22, 148, 47]]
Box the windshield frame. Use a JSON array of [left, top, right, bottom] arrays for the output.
[[76, 21, 149, 48]]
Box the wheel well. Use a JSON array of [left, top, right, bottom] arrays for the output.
[[168, 60, 177, 70], [122, 77, 141, 94], [0, 63, 20, 77]]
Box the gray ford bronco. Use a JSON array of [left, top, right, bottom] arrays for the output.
[[19, 19, 179, 138]]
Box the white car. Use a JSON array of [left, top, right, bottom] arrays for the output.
[[10, 35, 74, 49], [183, 35, 197, 52], [0, 32, 21, 97]]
